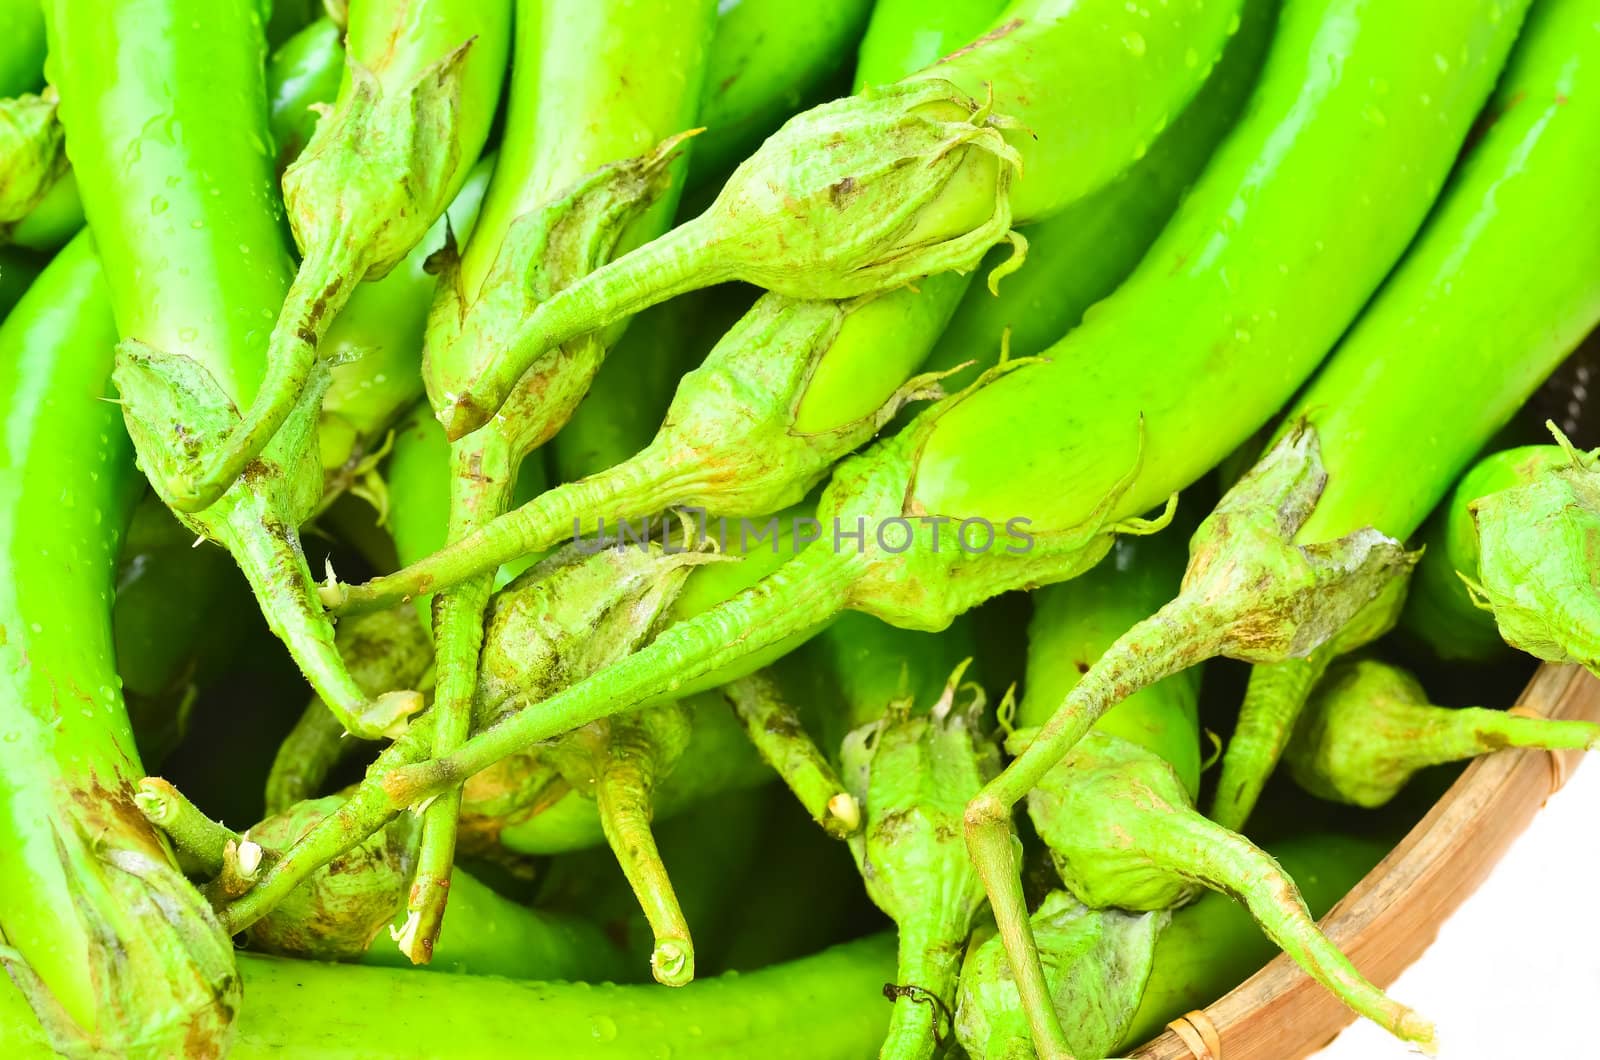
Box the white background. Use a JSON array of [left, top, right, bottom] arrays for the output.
[[1312, 754, 1600, 1058]]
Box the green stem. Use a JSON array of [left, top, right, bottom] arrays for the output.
[[880, 923, 963, 1060], [594, 726, 694, 987], [441, 215, 727, 438], [216, 495, 422, 739], [330, 437, 699, 614], [135, 778, 240, 873], [1420, 706, 1600, 762], [724, 673, 859, 837], [222, 546, 861, 931], [403, 431, 519, 963], [1157, 809, 1435, 1048], [964, 597, 1223, 1059], [395, 545, 862, 801], [1211, 653, 1329, 831], [172, 240, 363, 512]]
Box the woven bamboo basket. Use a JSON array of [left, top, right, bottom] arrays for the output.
[[1129, 662, 1600, 1060]]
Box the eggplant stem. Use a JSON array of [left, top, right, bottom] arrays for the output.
[[172, 240, 363, 512]]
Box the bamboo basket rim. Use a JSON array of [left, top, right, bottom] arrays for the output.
[[1129, 662, 1600, 1060]]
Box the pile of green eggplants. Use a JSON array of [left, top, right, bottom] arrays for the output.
[[3, 0, 1599, 1055]]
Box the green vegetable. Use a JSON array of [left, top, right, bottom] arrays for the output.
[[7, 13, 347, 256], [403, 0, 717, 965], [1001, 532, 1427, 1053], [266, 16, 346, 170], [841, 663, 1000, 1060], [0, 0, 45, 97], [437, 0, 1249, 436], [167, 0, 511, 513], [135, 781, 628, 982], [924, 0, 1278, 370], [0, 233, 237, 1057], [243, 0, 1505, 980], [1212, 0, 1600, 831], [0, 936, 900, 1060], [854, 0, 1001, 88], [1119, 827, 1396, 1048], [47, 0, 424, 741], [0, 89, 67, 236], [326, 286, 958, 613], [958, 895, 1163, 1060], [1288, 658, 1598, 808], [1398, 446, 1548, 663], [1454, 427, 1600, 673], [689, 0, 876, 187], [468, 541, 721, 984]]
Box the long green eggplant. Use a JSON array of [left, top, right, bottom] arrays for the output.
[[0, 233, 237, 1056], [1211, 0, 1600, 831], [232, 4, 1518, 1032], [0, 936, 899, 1060], [47, 0, 424, 741], [174, 0, 512, 512]]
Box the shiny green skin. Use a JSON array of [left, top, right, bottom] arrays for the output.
[[1021, 533, 1201, 798], [925, 0, 1277, 371], [1214, 0, 1599, 827], [0, 0, 45, 96], [267, 16, 345, 169], [1276, 0, 1600, 548], [1400, 447, 1555, 661], [7, 14, 345, 255], [1118, 829, 1392, 1048], [454, 0, 716, 307], [855, 0, 999, 88], [913, 0, 1527, 529], [0, 234, 235, 1054], [689, 0, 875, 186], [0, 936, 899, 1060], [900, 0, 1247, 223], [440, 0, 1245, 433], [46, 0, 293, 407]]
